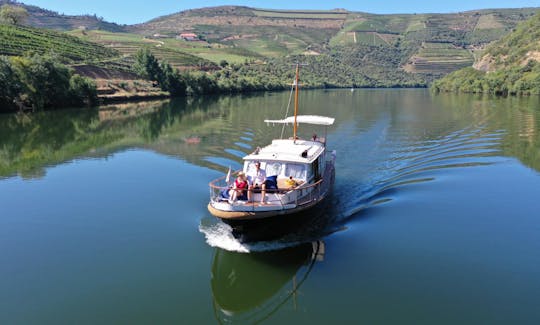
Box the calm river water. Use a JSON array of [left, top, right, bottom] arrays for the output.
[[1, 89, 540, 324]]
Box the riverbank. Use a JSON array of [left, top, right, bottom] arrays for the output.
[[95, 79, 170, 104]]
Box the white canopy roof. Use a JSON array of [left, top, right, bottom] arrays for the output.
[[243, 139, 324, 163], [264, 115, 335, 126]]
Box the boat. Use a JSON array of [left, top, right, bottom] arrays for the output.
[[207, 64, 336, 239]]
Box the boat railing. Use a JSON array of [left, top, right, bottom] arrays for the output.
[[208, 173, 232, 202], [208, 171, 331, 211]]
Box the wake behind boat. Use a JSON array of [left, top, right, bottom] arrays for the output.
[[207, 65, 336, 239]]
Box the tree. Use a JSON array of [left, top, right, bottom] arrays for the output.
[[133, 48, 160, 81], [158, 62, 186, 96], [0, 4, 29, 25], [69, 74, 98, 106], [12, 53, 77, 110], [0, 56, 20, 111]]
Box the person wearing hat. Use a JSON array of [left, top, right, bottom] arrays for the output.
[[229, 171, 248, 203]]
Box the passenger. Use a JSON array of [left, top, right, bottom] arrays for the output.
[[285, 176, 297, 188], [248, 161, 267, 203], [228, 172, 248, 203]]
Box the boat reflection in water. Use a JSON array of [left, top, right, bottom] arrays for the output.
[[211, 241, 325, 323]]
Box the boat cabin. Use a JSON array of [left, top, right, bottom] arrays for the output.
[[243, 138, 327, 190]]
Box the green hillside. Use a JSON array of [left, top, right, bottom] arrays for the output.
[[331, 9, 537, 77], [432, 11, 540, 95], [0, 24, 118, 63], [3, 3, 539, 90], [130, 6, 345, 58], [120, 6, 535, 86]]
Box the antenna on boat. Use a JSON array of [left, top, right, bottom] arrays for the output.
[[292, 63, 307, 143], [293, 64, 300, 143]]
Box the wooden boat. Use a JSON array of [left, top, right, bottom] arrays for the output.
[[207, 65, 336, 237]]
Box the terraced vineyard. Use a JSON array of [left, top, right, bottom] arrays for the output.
[[0, 24, 118, 63], [132, 7, 346, 58], [68, 30, 219, 69], [404, 42, 474, 74]]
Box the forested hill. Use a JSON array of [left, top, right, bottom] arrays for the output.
[[432, 11, 540, 95]]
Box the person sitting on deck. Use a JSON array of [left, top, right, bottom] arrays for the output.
[[248, 161, 267, 204], [285, 176, 297, 189], [228, 171, 248, 203]]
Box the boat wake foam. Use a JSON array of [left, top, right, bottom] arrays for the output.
[[199, 218, 308, 253]]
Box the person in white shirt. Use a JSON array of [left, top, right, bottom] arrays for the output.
[[248, 161, 267, 203]]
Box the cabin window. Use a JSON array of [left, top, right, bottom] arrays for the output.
[[267, 162, 282, 176], [245, 161, 280, 176], [245, 161, 261, 175], [285, 163, 306, 180]]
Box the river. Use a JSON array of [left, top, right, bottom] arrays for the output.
[[1, 89, 540, 324]]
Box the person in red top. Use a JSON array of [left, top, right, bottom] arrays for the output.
[[229, 171, 248, 203]]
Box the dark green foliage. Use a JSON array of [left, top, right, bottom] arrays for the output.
[[432, 64, 540, 95], [184, 72, 219, 95], [12, 54, 72, 109], [134, 48, 188, 96], [159, 62, 186, 96], [69, 74, 98, 106], [0, 55, 20, 108], [0, 54, 98, 112], [133, 48, 160, 80]]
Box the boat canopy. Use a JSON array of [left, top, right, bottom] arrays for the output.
[[264, 115, 335, 126], [243, 139, 324, 163]]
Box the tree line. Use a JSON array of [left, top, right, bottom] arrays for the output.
[[431, 63, 540, 96], [0, 53, 98, 112], [1, 45, 430, 114]]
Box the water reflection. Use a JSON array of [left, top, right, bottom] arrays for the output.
[[1, 90, 539, 180], [211, 241, 324, 323], [0, 96, 235, 178]]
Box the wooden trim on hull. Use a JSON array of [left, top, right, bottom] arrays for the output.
[[208, 196, 326, 221]]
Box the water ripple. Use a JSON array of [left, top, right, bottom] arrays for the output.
[[334, 125, 504, 223]]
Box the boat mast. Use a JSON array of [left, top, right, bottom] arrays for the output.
[[293, 64, 299, 143]]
